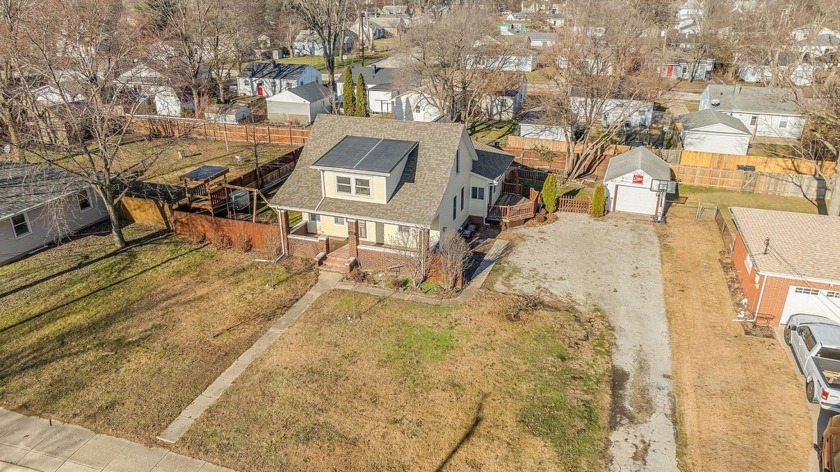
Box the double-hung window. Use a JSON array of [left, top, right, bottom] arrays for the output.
[[355, 178, 371, 196], [11, 214, 30, 238], [471, 187, 485, 200], [336, 176, 352, 194]]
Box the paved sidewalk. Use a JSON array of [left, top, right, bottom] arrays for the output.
[[157, 271, 343, 444], [0, 408, 232, 472]]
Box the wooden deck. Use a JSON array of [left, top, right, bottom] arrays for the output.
[[487, 192, 536, 223]]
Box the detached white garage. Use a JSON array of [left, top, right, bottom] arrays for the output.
[[679, 109, 752, 155], [266, 82, 333, 125], [604, 147, 672, 216]]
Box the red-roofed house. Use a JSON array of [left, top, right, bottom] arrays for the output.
[[730, 207, 840, 326]]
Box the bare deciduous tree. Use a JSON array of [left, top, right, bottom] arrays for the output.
[[290, 0, 350, 88], [389, 229, 425, 286], [436, 231, 470, 290]]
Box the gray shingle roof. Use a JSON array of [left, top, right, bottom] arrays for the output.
[[472, 142, 514, 180], [338, 66, 395, 86], [604, 147, 671, 182], [679, 109, 751, 134], [730, 207, 840, 282], [239, 62, 313, 80], [0, 163, 86, 220], [704, 85, 802, 116], [269, 115, 466, 226], [282, 82, 333, 102]]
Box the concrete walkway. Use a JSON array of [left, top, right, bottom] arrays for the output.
[[157, 272, 343, 444], [157, 239, 507, 444], [0, 408, 232, 472]]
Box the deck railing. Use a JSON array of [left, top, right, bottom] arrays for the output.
[[488, 201, 535, 222]]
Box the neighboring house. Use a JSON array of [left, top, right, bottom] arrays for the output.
[[336, 66, 407, 114], [557, 55, 615, 76], [660, 57, 714, 81], [117, 64, 193, 117], [205, 104, 251, 124], [570, 94, 654, 128], [266, 82, 334, 125], [467, 36, 537, 72], [393, 92, 443, 122], [676, 0, 704, 35], [480, 73, 528, 121], [730, 207, 840, 326], [699, 84, 806, 139], [269, 115, 514, 274], [380, 5, 410, 17], [371, 16, 407, 37], [350, 17, 387, 46], [737, 54, 817, 87], [0, 163, 109, 265], [293, 29, 357, 57], [499, 20, 528, 35], [236, 62, 321, 98], [679, 109, 752, 155], [517, 108, 568, 141], [526, 32, 558, 49], [603, 147, 672, 216]]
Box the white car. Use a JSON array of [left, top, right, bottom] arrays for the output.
[[785, 314, 840, 410]]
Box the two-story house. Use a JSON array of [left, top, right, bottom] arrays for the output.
[[699, 84, 806, 139], [236, 62, 322, 98], [269, 115, 513, 275]]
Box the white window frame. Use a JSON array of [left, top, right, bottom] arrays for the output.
[[827, 291, 840, 299], [78, 189, 92, 212], [744, 254, 753, 273], [794, 287, 820, 295], [310, 213, 321, 223], [354, 178, 371, 196], [336, 176, 352, 194], [750, 115, 758, 126], [779, 118, 788, 129], [11, 213, 31, 239], [471, 186, 485, 200], [334, 216, 345, 225], [455, 150, 460, 174]]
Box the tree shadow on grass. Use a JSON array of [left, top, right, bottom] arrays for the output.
[[435, 393, 487, 472], [0, 243, 205, 338], [0, 229, 172, 300]]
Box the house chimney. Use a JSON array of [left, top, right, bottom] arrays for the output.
[[271, 60, 276, 67]]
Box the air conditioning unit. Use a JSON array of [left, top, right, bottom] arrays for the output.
[[230, 189, 250, 211]]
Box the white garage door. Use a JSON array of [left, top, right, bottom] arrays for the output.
[[614, 185, 658, 215], [781, 286, 840, 324]]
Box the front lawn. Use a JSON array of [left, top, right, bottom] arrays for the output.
[[176, 290, 613, 471], [0, 225, 317, 443]]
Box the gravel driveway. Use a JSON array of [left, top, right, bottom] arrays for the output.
[[493, 213, 677, 471]]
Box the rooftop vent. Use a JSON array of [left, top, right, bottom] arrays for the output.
[[711, 99, 720, 107]]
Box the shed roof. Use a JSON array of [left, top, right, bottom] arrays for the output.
[[730, 207, 840, 283], [312, 136, 418, 174], [0, 163, 87, 220], [604, 147, 671, 182], [679, 109, 751, 134], [704, 84, 802, 116], [269, 82, 333, 103], [269, 115, 466, 226]]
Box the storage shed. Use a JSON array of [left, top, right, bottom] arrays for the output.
[[679, 109, 752, 155], [604, 147, 672, 216], [266, 82, 333, 125]]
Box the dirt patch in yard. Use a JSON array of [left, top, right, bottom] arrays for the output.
[[175, 290, 613, 471], [658, 207, 812, 472], [0, 225, 317, 444]]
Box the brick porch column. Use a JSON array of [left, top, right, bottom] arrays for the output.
[[318, 234, 330, 255], [347, 219, 360, 259], [278, 209, 290, 256]]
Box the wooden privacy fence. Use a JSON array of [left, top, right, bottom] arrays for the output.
[[131, 116, 311, 146], [679, 150, 836, 176], [507, 135, 632, 156], [672, 164, 834, 200], [172, 211, 281, 251], [556, 197, 591, 214]]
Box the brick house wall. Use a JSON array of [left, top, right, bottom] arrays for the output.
[[289, 236, 320, 259], [733, 231, 837, 326], [357, 246, 411, 273]]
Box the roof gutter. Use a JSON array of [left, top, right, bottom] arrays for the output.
[[269, 203, 432, 230]]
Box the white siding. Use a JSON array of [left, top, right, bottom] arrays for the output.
[[433, 132, 474, 234], [681, 129, 751, 155], [0, 191, 109, 265], [605, 170, 660, 216]]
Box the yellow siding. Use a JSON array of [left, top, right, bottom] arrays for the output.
[[322, 171, 389, 203]]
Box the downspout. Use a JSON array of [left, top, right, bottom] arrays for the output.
[[754, 272, 769, 321]]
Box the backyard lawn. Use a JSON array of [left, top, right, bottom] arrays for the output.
[[117, 138, 298, 186], [469, 121, 517, 145], [674, 184, 820, 216], [176, 290, 613, 471], [0, 225, 317, 443]]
